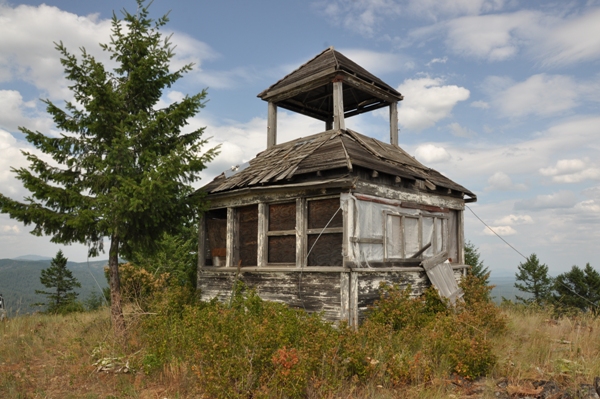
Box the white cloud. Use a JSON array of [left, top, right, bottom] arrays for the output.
[[397, 76, 469, 131], [425, 56, 447, 67], [492, 74, 579, 118], [493, 214, 533, 225], [470, 100, 489, 109], [0, 4, 113, 100], [444, 10, 542, 61], [197, 111, 325, 183], [0, 3, 221, 98], [314, 0, 402, 37], [515, 191, 578, 211], [447, 122, 476, 138], [414, 144, 451, 163], [0, 90, 53, 133], [485, 172, 526, 191], [0, 224, 20, 235], [483, 225, 517, 236], [0, 129, 31, 198], [539, 159, 600, 183], [536, 8, 600, 66], [574, 199, 600, 214]]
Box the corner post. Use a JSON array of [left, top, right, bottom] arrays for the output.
[[390, 101, 398, 146], [267, 102, 277, 148], [333, 78, 345, 130]]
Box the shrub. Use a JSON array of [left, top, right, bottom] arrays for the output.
[[138, 276, 506, 397]]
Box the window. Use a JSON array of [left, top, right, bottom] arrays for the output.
[[307, 198, 343, 266], [267, 202, 296, 264], [384, 211, 447, 261], [238, 205, 258, 266], [205, 208, 227, 266]]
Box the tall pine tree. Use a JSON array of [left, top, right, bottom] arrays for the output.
[[465, 240, 490, 285], [0, 1, 217, 335], [35, 250, 81, 313], [514, 253, 553, 306], [553, 263, 600, 313]]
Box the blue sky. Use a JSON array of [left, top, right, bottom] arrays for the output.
[[1, 0, 599, 277]]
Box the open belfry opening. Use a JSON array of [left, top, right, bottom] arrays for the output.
[[196, 47, 477, 327]]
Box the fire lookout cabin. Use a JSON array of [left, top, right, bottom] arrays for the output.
[[196, 48, 477, 327]]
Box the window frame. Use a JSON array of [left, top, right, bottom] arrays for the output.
[[382, 210, 448, 262]]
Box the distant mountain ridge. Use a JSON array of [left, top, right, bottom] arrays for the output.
[[0, 258, 109, 316], [12, 255, 53, 261]]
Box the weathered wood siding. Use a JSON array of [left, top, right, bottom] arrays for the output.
[[199, 266, 468, 325], [354, 270, 429, 322], [199, 271, 343, 321]]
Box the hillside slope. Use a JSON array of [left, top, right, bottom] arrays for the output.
[[0, 258, 108, 315]]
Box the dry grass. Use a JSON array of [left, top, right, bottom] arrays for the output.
[[492, 307, 600, 387], [1, 306, 600, 398]]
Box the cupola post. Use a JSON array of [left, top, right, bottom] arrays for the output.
[[267, 101, 277, 148], [333, 78, 345, 130], [390, 101, 398, 146]]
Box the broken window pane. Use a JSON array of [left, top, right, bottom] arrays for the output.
[[206, 208, 227, 266]]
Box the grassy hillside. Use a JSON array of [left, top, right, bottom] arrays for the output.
[[0, 258, 108, 315], [1, 297, 599, 398]]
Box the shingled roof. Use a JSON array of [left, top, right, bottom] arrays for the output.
[[257, 48, 403, 122], [201, 129, 476, 201]]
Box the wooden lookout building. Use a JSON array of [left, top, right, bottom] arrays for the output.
[[196, 48, 477, 327]]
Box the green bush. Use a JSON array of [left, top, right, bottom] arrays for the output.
[[138, 276, 506, 397]]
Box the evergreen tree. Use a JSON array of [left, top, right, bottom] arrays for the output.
[[514, 253, 553, 306], [35, 250, 81, 313], [0, 1, 217, 336], [553, 263, 600, 313], [465, 240, 490, 285]]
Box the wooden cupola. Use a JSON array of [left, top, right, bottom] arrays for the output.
[[258, 47, 404, 148]]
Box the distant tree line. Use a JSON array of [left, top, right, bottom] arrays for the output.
[[465, 241, 600, 314]]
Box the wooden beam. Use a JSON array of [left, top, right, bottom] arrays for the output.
[[340, 272, 349, 322], [296, 198, 307, 268], [226, 207, 237, 267], [349, 271, 358, 329], [267, 102, 277, 148], [458, 210, 465, 264], [421, 251, 449, 272], [259, 68, 336, 102], [197, 213, 206, 278], [425, 180, 436, 191], [390, 102, 398, 146], [257, 203, 267, 267], [333, 80, 345, 130], [343, 74, 403, 104]]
